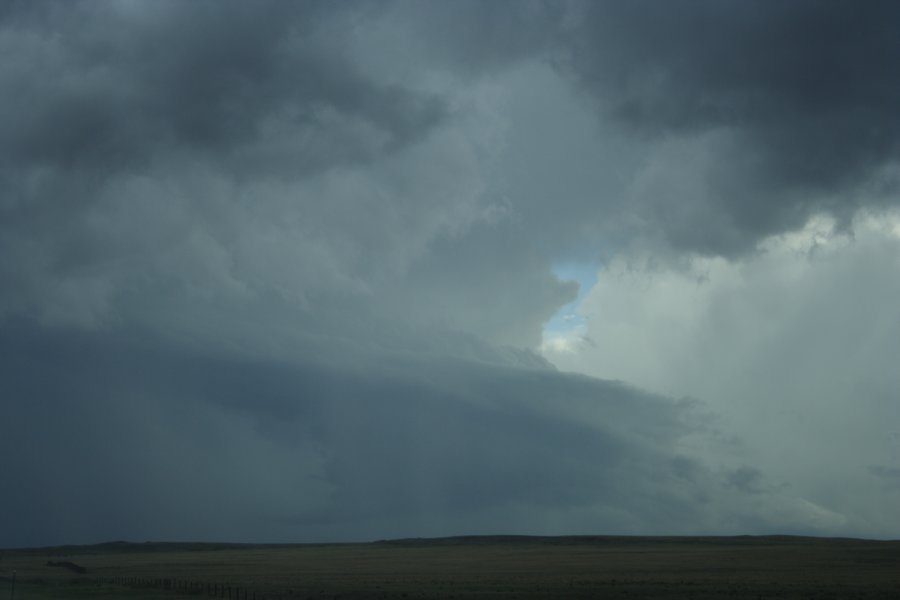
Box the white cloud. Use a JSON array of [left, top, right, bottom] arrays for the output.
[[544, 212, 900, 536]]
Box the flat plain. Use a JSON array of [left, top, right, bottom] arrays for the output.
[[2, 535, 898, 599]]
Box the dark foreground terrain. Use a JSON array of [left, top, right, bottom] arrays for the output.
[[2, 535, 898, 599]]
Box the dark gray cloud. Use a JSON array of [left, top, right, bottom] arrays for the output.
[[1, 1, 441, 175], [724, 466, 766, 495], [371, 0, 900, 257], [0, 0, 523, 336], [1, 320, 775, 547], [0, 0, 457, 326], [559, 0, 900, 254], [869, 466, 900, 491], [382, 0, 566, 74]]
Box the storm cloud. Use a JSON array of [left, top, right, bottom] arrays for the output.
[[1, 319, 769, 547], [561, 0, 900, 254], [1, 1, 898, 547]]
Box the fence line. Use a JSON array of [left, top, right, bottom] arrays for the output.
[[92, 575, 277, 600]]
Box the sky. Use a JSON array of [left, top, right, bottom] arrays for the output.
[[2, 0, 899, 547]]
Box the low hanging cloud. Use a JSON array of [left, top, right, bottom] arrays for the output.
[[1, 320, 840, 548]]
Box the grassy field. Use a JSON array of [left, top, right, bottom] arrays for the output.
[[2, 535, 898, 599]]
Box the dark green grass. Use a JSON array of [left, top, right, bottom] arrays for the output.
[[3, 535, 899, 599]]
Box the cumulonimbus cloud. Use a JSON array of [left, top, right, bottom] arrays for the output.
[[2, 1, 897, 547]]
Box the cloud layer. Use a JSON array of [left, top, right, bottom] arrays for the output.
[[2, 1, 899, 546]]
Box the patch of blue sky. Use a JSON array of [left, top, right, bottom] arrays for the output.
[[543, 262, 599, 336]]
